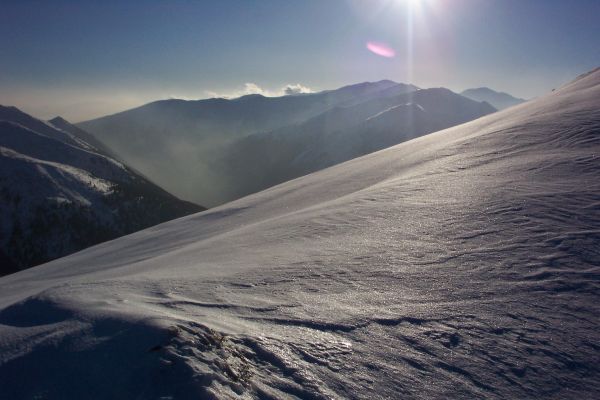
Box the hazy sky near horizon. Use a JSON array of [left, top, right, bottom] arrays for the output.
[[1, 0, 598, 121]]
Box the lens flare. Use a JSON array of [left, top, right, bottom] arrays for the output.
[[366, 41, 396, 58]]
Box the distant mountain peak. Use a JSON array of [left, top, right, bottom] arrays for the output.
[[333, 79, 404, 93], [374, 79, 398, 85], [233, 93, 267, 101], [0, 104, 31, 119], [0, 104, 20, 112], [461, 87, 525, 110], [466, 86, 499, 93], [48, 116, 70, 125]]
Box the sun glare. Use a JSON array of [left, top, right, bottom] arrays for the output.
[[398, 0, 425, 13], [407, 0, 423, 11]]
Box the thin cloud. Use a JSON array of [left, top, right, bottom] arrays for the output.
[[206, 82, 314, 99], [284, 83, 313, 95]]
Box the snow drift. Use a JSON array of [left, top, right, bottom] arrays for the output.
[[0, 68, 599, 399]]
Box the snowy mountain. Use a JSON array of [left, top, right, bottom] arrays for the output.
[[48, 116, 117, 157], [0, 67, 598, 399], [79, 82, 492, 206], [0, 106, 204, 275], [219, 88, 496, 202], [461, 87, 526, 110]]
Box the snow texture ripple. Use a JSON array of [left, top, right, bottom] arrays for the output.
[[0, 68, 599, 399]]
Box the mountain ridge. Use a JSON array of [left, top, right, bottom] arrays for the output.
[[78, 82, 493, 206], [0, 107, 204, 275], [461, 86, 526, 110], [0, 68, 597, 399], [217, 87, 496, 202]]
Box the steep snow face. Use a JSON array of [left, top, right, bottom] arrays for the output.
[[0, 68, 599, 399], [0, 111, 203, 275]]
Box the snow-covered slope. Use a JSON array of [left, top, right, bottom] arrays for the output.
[[0, 106, 82, 147], [48, 116, 117, 157], [220, 88, 495, 202], [461, 87, 526, 110], [0, 68, 599, 399], [76, 82, 430, 206], [0, 108, 204, 275]]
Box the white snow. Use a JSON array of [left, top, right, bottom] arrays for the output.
[[0, 68, 599, 399], [0, 113, 202, 274], [77, 82, 481, 207], [1, 146, 114, 198], [365, 103, 426, 121]]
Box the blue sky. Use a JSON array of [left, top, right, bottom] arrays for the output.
[[1, 0, 598, 121]]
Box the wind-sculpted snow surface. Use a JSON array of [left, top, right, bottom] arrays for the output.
[[0, 68, 599, 399]]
